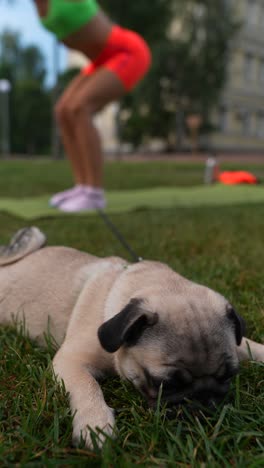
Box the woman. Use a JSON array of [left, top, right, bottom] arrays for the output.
[[33, 0, 151, 212]]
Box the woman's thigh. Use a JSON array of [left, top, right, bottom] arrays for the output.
[[68, 67, 126, 115], [57, 72, 91, 107]]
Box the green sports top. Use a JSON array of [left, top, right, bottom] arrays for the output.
[[40, 0, 99, 40]]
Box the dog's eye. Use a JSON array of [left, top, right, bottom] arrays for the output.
[[170, 369, 192, 385], [217, 365, 238, 384], [151, 377, 163, 390], [163, 380, 183, 392], [162, 370, 192, 393], [143, 368, 163, 390], [217, 374, 235, 385], [150, 376, 185, 393]]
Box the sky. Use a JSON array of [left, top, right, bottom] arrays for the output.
[[0, 0, 67, 86]]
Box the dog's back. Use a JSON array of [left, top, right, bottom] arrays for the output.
[[0, 244, 99, 345]]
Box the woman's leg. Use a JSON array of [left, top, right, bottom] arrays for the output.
[[55, 73, 93, 185], [57, 67, 126, 211], [56, 68, 125, 187], [54, 26, 150, 210], [74, 68, 126, 186]]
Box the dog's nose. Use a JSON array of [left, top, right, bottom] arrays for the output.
[[195, 392, 225, 408], [194, 383, 230, 408], [191, 374, 232, 406], [147, 397, 157, 409]]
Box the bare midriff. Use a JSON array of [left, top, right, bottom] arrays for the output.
[[34, 0, 114, 60], [62, 11, 114, 61]]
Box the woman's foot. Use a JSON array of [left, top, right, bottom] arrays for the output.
[[58, 187, 106, 212], [49, 185, 84, 207]]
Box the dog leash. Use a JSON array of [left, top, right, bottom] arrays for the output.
[[97, 210, 143, 263]]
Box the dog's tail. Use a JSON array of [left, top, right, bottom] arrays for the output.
[[0, 227, 46, 266]]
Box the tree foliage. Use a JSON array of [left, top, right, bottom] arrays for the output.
[[101, 0, 237, 148], [0, 30, 52, 154], [100, 0, 175, 45], [0, 1, 237, 152]]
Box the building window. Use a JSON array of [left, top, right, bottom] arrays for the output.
[[219, 107, 229, 132], [258, 59, 264, 83], [246, 0, 258, 26], [256, 113, 264, 137], [236, 109, 251, 136], [244, 53, 254, 82], [241, 112, 251, 135]]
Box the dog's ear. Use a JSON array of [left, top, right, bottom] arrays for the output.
[[98, 298, 158, 353], [227, 305, 246, 346]]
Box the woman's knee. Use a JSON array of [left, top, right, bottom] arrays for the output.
[[69, 95, 99, 117], [55, 98, 71, 126], [56, 98, 96, 126]]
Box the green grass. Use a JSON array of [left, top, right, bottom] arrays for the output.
[[0, 159, 205, 196], [0, 158, 264, 196], [1, 160, 264, 219], [3, 185, 264, 219], [0, 160, 264, 466]]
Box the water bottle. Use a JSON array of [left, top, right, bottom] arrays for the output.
[[204, 157, 218, 184]]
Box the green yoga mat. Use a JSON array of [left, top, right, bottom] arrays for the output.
[[0, 185, 263, 219]]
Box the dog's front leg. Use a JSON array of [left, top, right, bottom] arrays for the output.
[[237, 338, 264, 362], [52, 344, 115, 449]]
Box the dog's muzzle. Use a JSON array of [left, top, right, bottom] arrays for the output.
[[143, 376, 234, 410]]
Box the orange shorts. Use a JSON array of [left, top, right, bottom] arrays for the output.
[[81, 25, 151, 91]]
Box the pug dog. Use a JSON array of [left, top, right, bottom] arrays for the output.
[[0, 227, 263, 449]]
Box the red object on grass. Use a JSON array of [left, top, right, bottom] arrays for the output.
[[217, 171, 258, 185]]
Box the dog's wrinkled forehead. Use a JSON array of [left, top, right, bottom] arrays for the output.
[[132, 291, 242, 375], [145, 283, 227, 317], [144, 288, 226, 336], [142, 318, 230, 376], [98, 284, 244, 364], [146, 289, 239, 339]]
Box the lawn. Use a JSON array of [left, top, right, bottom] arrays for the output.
[[0, 159, 263, 466]]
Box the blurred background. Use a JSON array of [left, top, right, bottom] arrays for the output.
[[1, 0, 264, 159]]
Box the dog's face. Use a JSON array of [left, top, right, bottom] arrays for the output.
[[98, 285, 245, 409]]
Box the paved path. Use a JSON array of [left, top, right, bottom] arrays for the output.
[[107, 152, 264, 163]]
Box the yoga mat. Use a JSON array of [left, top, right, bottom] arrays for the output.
[[0, 185, 263, 219]]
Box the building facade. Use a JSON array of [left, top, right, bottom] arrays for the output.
[[68, 0, 264, 153], [210, 0, 264, 151]]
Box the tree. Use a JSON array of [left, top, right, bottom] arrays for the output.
[[12, 79, 52, 154], [1, 1, 237, 151], [0, 30, 52, 154], [100, 0, 175, 45], [102, 0, 237, 149]]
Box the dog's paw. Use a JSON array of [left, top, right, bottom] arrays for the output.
[[72, 404, 115, 449], [259, 348, 264, 362], [247, 340, 264, 362]]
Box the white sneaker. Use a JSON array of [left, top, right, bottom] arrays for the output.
[[58, 191, 106, 212], [49, 185, 84, 207]]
